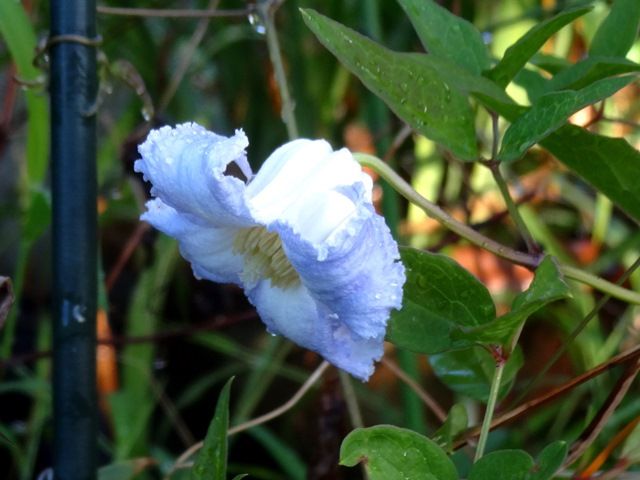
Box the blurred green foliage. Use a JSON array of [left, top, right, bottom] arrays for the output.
[[1, 0, 640, 478]]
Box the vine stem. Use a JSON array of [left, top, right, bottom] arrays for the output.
[[355, 153, 640, 305], [488, 164, 537, 252], [259, 0, 299, 140], [475, 357, 505, 461], [486, 112, 538, 253]]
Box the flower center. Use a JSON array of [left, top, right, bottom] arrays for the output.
[[233, 226, 300, 288]]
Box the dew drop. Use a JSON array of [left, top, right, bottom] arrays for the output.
[[247, 12, 266, 35], [141, 106, 153, 122]]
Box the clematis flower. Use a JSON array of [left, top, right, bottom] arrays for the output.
[[134, 123, 405, 380]]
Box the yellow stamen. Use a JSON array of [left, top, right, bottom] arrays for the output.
[[233, 226, 300, 288]]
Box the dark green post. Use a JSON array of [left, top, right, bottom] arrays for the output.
[[50, 0, 98, 478]]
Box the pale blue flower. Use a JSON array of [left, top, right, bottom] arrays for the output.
[[135, 123, 405, 380]]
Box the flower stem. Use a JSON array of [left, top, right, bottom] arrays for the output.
[[259, 0, 299, 140], [475, 358, 505, 461], [355, 153, 640, 305]]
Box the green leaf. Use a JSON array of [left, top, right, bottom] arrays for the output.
[[432, 403, 468, 452], [621, 419, 640, 463], [547, 56, 640, 91], [98, 459, 156, 480], [301, 8, 478, 160], [249, 426, 306, 480], [529, 53, 572, 75], [513, 68, 550, 103], [429, 346, 523, 402], [453, 257, 571, 347], [340, 425, 458, 480], [589, 0, 640, 58], [468, 450, 534, 480], [0, 0, 49, 183], [499, 75, 636, 162], [488, 6, 592, 88], [530, 441, 567, 480], [23, 189, 51, 244], [396, 0, 490, 74], [191, 377, 234, 480], [387, 248, 495, 354], [541, 125, 640, 222], [475, 90, 640, 222]]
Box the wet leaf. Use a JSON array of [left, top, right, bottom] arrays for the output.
[[340, 425, 458, 480], [387, 248, 495, 354], [301, 8, 478, 160], [397, 0, 490, 74]]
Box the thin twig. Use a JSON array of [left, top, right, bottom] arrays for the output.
[[158, 0, 220, 112], [96, 5, 252, 18], [228, 360, 330, 434], [600, 116, 640, 129], [382, 124, 412, 163], [339, 370, 369, 480], [259, 0, 299, 140], [105, 223, 150, 291], [339, 370, 364, 428], [381, 357, 446, 422], [562, 357, 640, 468], [167, 361, 330, 477], [454, 344, 640, 449]]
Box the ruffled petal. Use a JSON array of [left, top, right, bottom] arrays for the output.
[[135, 123, 254, 227], [142, 198, 245, 284], [273, 182, 405, 341], [246, 280, 384, 380], [246, 139, 372, 244]]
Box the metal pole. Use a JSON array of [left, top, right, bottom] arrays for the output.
[[50, 0, 98, 478]]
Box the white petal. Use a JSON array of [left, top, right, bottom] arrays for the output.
[[142, 199, 245, 284], [246, 139, 372, 243], [135, 123, 254, 227], [246, 280, 384, 380], [274, 186, 405, 340]]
